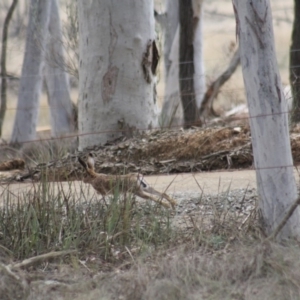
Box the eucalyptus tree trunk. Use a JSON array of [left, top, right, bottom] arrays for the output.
[[78, 0, 158, 149], [45, 0, 75, 136], [192, 0, 205, 110], [179, 0, 197, 127], [160, 26, 181, 127], [233, 0, 300, 240], [161, 0, 205, 127], [11, 0, 51, 144], [0, 0, 18, 137], [164, 0, 179, 75], [290, 0, 300, 124]]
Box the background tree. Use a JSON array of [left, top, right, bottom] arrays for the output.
[[11, 0, 51, 144], [44, 0, 75, 136], [290, 0, 300, 123], [77, 0, 158, 150], [0, 0, 18, 137], [160, 24, 181, 127], [233, 0, 300, 239], [160, 0, 205, 127], [155, 0, 180, 127], [156, 0, 179, 76], [179, 0, 205, 127]]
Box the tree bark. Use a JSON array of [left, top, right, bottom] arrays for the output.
[[233, 0, 300, 240], [160, 0, 204, 128], [11, 0, 51, 144], [290, 0, 300, 124], [193, 0, 205, 110], [44, 0, 75, 136], [78, 0, 158, 150], [160, 25, 182, 127], [164, 0, 179, 75], [0, 0, 18, 137], [179, 0, 197, 127]]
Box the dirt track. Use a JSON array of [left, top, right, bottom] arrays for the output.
[[1, 169, 258, 201]]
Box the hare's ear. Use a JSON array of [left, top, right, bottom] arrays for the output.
[[78, 156, 88, 170], [87, 152, 95, 170]]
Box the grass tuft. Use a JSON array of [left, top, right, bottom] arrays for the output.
[[0, 177, 175, 263]]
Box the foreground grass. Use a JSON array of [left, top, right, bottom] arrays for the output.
[[0, 179, 175, 263], [0, 179, 300, 299]]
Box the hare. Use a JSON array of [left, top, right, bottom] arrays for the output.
[[0, 158, 25, 171], [78, 153, 176, 209]]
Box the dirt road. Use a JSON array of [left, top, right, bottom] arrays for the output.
[[0, 169, 258, 201]]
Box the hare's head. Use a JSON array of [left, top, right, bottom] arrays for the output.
[[78, 152, 97, 182], [87, 152, 95, 171]]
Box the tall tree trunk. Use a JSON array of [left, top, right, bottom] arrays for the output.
[[193, 0, 205, 109], [78, 0, 158, 150], [164, 0, 179, 75], [44, 0, 75, 136], [160, 25, 182, 127], [11, 0, 51, 144], [179, 0, 197, 127], [0, 0, 18, 137], [157, 0, 181, 128], [161, 0, 205, 128], [233, 0, 300, 240], [290, 0, 300, 124]]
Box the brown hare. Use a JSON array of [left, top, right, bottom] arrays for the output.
[[78, 153, 176, 209]]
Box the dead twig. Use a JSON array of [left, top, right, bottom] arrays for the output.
[[0, 262, 20, 280]]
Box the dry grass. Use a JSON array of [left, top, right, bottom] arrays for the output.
[[95, 241, 300, 300]]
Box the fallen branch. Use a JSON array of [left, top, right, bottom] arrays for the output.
[[201, 149, 230, 160], [199, 47, 240, 119], [9, 249, 77, 270], [267, 197, 300, 241], [0, 262, 20, 280]]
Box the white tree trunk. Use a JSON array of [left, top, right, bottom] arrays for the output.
[[233, 0, 300, 239], [164, 0, 179, 75], [78, 0, 158, 149], [11, 0, 51, 144], [160, 26, 182, 127], [193, 0, 205, 108], [44, 0, 75, 136], [161, 0, 205, 127]]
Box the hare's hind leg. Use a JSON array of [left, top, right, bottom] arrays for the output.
[[135, 190, 171, 209], [160, 192, 177, 209], [136, 174, 176, 209], [142, 186, 177, 209]]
